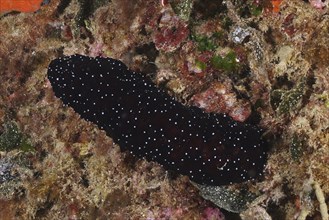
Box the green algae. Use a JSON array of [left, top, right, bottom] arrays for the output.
[[0, 122, 23, 151], [290, 134, 306, 162], [195, 59, 207, 71], [318, 93, 329, 108], [249, 4, 263, 16], [270, 81, 306, 115], [222, 16, 233, 30], [171, 0, 194, 21], [211, 51, 238, 72], [0, 122, 33, 152], [191, 34, 219, 51], [234, 0, 265, 18]]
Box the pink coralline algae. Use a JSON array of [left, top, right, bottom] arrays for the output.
[[309, 0, 327, 9], [152, 9, 189, 52], [146, 207, 184, 220], [202, 207, 225, 220], [89, 41, 105, 57], [190, 82, 251, 122]]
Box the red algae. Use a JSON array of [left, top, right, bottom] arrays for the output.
[[190, 82, 251, 122], [153, 8, 189, 52]]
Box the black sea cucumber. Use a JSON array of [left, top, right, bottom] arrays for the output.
[[47, 54, 267, 186]]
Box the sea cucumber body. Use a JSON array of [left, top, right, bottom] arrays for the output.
[[47, 54, 267, 185]]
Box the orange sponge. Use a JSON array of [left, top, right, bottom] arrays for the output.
[[271, 0, 283, 13], [0, 0, 43, 13]]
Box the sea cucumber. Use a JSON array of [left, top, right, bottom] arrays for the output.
[[47, 54, 267, 186]]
